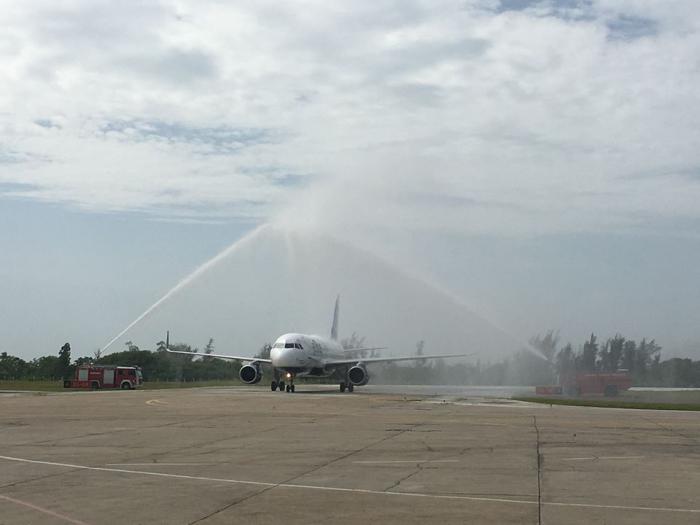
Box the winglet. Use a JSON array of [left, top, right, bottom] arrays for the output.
[[330, 295, 340, 341]]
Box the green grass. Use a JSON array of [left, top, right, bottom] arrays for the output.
[[0, 379, 244, 392], [0, 380, 66, 392], [140, 380, 243, 390], [513, 396, 700, 411]]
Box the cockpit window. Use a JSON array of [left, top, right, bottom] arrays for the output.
[[295, 343, 303, 349], [285, 343, 295, 348]]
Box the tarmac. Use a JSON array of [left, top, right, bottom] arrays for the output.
[[1, 385, 699, 524]]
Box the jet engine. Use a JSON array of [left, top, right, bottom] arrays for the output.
[[239, 362, 263, 384], [348, 364, 369, 386]]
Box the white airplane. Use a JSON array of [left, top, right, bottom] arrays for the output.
[[166, 296, 471, 393]]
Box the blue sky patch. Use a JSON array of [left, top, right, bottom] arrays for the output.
[[34, 118, 61, 129], [100, 119, 278, 154], [607, 15, 658, 40]]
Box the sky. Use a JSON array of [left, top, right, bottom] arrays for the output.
[[1, 0, 700, 360]]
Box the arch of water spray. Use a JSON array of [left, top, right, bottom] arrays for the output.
[[99, 223, 537, 362], [100, 224, 270, 353]]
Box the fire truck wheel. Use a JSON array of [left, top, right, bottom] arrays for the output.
[[121, 382, 131, 390], [91, 382, 100, 390], [604, 385, 619, 397]]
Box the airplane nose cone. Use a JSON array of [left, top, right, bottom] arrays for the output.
[[270, 347, 282, 362], [270, 347, 297, 367]]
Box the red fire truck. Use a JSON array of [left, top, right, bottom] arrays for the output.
[[571, 372, 632, 396], [537, 371, 633, 397], [64, 365, 143, 390], [556, 371, 632, 397]]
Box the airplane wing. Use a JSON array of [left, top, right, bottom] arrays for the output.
[[325, 353, 474, 366], [165, 348, 272, 364]]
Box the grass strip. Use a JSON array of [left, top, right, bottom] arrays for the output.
[[513, 396, 700, 411], [0, 379, 243, 392]]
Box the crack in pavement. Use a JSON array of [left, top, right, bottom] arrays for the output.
[[533, 416, 542, 525], [384, 465, 422, 492], [120, 413, 341, 465], [121, 421, 294, 465], [7, 414, 219, 448], [186, 424, 420, 523], [187, 485, 273, 525], [0, 467, 84, 491], [282, 424, 420, 484], [643, 416, 700, 445]]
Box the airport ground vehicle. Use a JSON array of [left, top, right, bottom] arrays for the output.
[[552, 371, 632, 397], [63, 365, 143, 390], [537, 371, 633, 397], [570, 372, 632, 396]]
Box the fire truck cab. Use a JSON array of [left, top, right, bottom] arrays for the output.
[[64, 365, 143, 390]]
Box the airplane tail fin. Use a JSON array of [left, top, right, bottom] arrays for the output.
[[330, 295, 340, 341], [166, 331, 170, 350]]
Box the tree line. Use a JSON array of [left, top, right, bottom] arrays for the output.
[[0, 339, 243, 382], [2, 331, 700, 387], [344, 331, 700, 387]]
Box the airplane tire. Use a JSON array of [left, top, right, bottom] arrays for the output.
[[278, 381, 285, 391], [348, 384, 354, 393], [271, 381, 277, 391], [286, 385, 291, 393], [291, 385, 295, 393], [339, 382, 346, 393]]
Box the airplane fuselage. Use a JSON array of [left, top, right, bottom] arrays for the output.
[[269, 333, 346, 376]]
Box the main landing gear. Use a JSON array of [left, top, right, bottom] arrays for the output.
[[339, 382, 354, 393], [271, 380, 289, 392]]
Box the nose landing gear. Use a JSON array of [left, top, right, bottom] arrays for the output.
[[281, 373, 295, 393], [272, 372, 296, 392]]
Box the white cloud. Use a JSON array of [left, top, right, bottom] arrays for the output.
[[1, 0, 699, 237]]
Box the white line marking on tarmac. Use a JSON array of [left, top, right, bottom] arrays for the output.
[[353, 460, 460, 464], [0, 493, 91, 525], [106, 463, 214, 466], [421, 400, 542, 409], [1, 455, 698, 515], [145, 399, 168, 406], [563, 456, 645, 461]]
